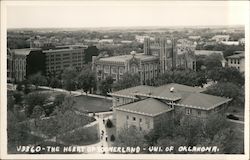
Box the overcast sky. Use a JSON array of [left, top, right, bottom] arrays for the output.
[[6, 1, 249, 28]]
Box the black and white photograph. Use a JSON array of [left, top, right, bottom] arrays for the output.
[[0, 1, 249, 160]]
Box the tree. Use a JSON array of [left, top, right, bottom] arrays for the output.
[[207, 67, 244, 86], [13, 91, 24, 105], [31, 105, 44, 127], [113, 73, 140, 91], [203, 53, 223, 70], [99, 76, 114, 96], [25, 92, 49, 117], [204, 82, 244, 107], [61, 67, 78, 92], [49, 77, 61, 89], [78, 67, 96, 94], [114, 126, 145, 149], [106, 119, 113, 128], [28, 72, 48, 89]]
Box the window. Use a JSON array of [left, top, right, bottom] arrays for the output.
[[238, 60, 240, 64], [104, 66, 110, 73], [186, 108, 192, 115], [139, 118, 142, 123], [133, 117, 136, 121], [197, 110, 201, 116], [119, 67, 124, 75], [126, 115, 129, 120]]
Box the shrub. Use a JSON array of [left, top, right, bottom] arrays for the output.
[[106, 119, 113, 128], [110, 134, 115, 142]]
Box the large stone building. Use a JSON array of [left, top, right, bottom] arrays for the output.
[[11, 48, 43, 82], [43, 45, 87, 77], [92, 37, 196, 84], [109, 83, 232, 133], [226, 51, 245, 72]]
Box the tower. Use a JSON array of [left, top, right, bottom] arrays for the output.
[[144, 37, 151, 55], [159, 37, 177, 73]]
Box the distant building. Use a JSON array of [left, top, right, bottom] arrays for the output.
[[29, 36, 55, 49], [12, 48, 42, 82], [7, 49, 14, 83], [110, 83, 232, 132], [43, 45, 87, 77], [226, 51, 245, 72], [93, 37, 196, 84], [221, 41, 239, 46], [188, 36, 201, 40], [98, 39, 114, 44], [211, 35, 230, 42]]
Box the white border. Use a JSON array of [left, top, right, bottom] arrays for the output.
[[1, 1, 249, 160]]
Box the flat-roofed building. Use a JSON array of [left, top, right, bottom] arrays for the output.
[[226, 51, 245, 72], [44, 45, 87, 77], [109, 83, 232, 133]]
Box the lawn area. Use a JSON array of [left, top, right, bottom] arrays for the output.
[[73, 95, 112, 113], [57, 123, 100, 146]]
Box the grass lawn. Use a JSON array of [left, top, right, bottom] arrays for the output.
[[73, 95, 112, 113]]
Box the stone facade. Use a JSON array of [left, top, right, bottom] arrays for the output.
[[92, 37, 196, 84]]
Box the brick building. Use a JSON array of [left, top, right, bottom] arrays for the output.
[[109, 83, 232, 133], [43, 45, 87, 77], [226, 51, 245, 72]]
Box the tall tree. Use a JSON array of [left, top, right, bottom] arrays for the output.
[[25, 92, 49, 117], [77, 67, 96, 94], [99, 76, 114, 96], [61, 67, 78, 92], [28, 72, 48, 89]]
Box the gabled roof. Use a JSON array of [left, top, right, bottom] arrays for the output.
[[177, 92, 232, 110], [226, 53, 244, 59], [116, 98, 173, 117]]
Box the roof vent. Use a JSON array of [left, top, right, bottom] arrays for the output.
[[170, 87, 174, 92]]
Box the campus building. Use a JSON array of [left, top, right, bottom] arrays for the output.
[[109, 83, 232, 133], [7, 49, 14, 83], [43, 45, 87, 77], [92, 37, 196, 84], [226, 51, 245, 72], [11, 48, 43, 82]]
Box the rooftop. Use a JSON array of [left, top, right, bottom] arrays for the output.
[[116, 98, 173, 116], [195, 50, 223, 56], [178, 92, 232, 110], [12, 48, 41, 56], [109, 85, 154, 98], [226, 53, 244, 59], [98, 53, 158, 63], [111, 83, 231, 111], [133, 83, 205, 101]]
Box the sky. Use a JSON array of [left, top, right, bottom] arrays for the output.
[[6, 1, 249, 28]]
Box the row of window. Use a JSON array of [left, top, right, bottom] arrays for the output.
[[126, 115, 143, 122], [229, 59, 240, 65]]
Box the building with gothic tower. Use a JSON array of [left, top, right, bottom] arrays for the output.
[[92, 37, 196, 84]]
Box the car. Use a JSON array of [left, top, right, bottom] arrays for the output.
[[227, 114, 239, 120]]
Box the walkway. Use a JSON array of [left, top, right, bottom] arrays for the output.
[[38, 86, 113, 100]]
